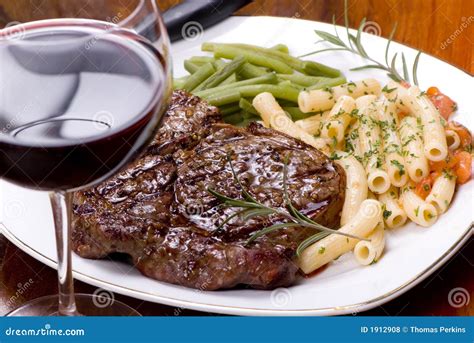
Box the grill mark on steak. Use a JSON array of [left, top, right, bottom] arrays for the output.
[[172, 123, 343, 239], [72, 90, 345, 290]]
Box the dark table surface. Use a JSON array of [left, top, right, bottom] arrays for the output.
[[0, 0, 472, 316]]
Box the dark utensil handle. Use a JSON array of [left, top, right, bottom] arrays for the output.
[[163, 0, 253, 42]]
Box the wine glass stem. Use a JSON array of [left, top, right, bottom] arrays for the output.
[[50, 191, 78, 316]]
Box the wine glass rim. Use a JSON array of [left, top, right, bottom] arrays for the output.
[[0, 0, 149, 44], [118, 0, 148, 28]]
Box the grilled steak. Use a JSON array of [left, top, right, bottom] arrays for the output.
[[72, 90, 345, 290]]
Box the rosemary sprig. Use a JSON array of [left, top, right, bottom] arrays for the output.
[[208, 153, 368, 256], [301, 0, 422, 85]]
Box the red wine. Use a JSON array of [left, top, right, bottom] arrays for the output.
[[0, 20, 170, 190]]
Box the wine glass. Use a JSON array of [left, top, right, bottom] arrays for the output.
[[0, 0, 172, 316]]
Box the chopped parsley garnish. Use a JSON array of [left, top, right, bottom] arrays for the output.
[[442, 169, 454, 180], [382, 85, 397, 93], [330, 152, 343, 160], [390, 160, 405, 176], [383, 210, 392, 220]]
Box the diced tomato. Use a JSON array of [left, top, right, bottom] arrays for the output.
[[426, 86, 440, 96], [397, 111, 410, 121], [429, 152, 458, 173], [426, 86, 457, 120], [453, 150, 472, 184], [431, 171, 442, 180], [415, 177, 433, 199], [429, 150, 472, 185], [446, 121, 473, 150], [414, 172, 441, 199]]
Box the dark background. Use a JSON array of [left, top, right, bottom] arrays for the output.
[[1, 0, 472, 74]]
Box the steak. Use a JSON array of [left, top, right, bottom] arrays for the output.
[[72, 90, 345, 290]]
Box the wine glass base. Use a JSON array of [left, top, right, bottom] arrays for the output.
[[6, 293, 141, 316]]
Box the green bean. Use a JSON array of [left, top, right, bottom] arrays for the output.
[[173, 76, 189, 90], [189, 57, 226, 71], [239, 98, 258, 115], [204, 42, 298, 67], [238, 63, 268, 79], [283, 107, 317, 121], [223, 111, 244, 125], [194, 56, 246, 92], [203, 42, 342, 77], [220, 103, 241, 115], [212, 59, 236, 86], [277, 73, 324, 87], [278, 99, 298, 107], [278, 80, 303, 90], [220, 73, 236, 86], [237, 84, 299, 102], [306, 76, 347, 90], [206, 84, 299, 105], [184, 60, 200, 74], [194, 73, 278, 98], [187, 57, 235, 85], [189, 56, 216, 65], [207, 45, 293, 74], [302, 61, 342, 78], [270, 44, 289, 54], [242, 111, 260, 120], [182, 63, 215, 92], [207, 90, 241, 106], [212, 59, 226, 70]]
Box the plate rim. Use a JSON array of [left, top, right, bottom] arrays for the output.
[[1, 15, 473, 316], [1, 222, 472, 316]]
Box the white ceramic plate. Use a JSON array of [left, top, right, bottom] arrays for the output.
[[1, 16, 473, 316]]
